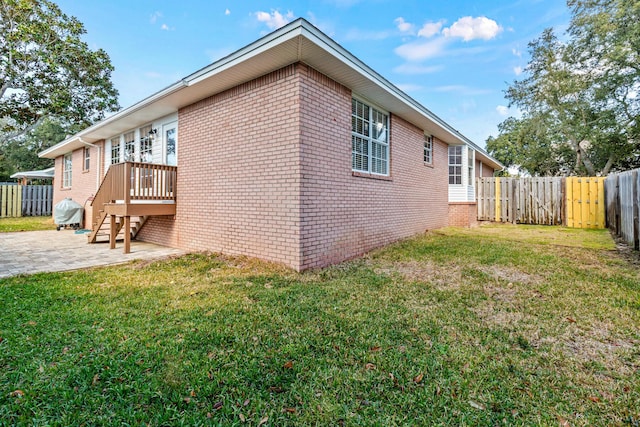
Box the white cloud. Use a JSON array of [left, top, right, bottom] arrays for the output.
[[344, 28, 392, 41], [395, 83, 424, 92], [511, 48, 522, 57], [417, 21, 443, 38], [496, 105, 509, 116], [150, 11, 162, 24], [432, 85, 492, 96], [442, 16, 503, 41], [513, 66, 523, 76], [394, 17, 414, 33], [255, 10, 294, 30], [394, 37, 448, 61], [393, 63, 443, 74], [160, 23, 170, 31], [225, 9, 230, 16]]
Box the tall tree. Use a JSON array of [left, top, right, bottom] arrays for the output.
[[0, 0, 120, 141], [488, 0, 639, 176]]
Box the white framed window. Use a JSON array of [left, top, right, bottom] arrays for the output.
[[468, 149, 475, 185], [449, 146, 463, 185], [63, 153, 72, 187], [83, 147, 90, 171], [110, 137, 121, 164], [352, 97, 389, 175], [124, 131, 135, 162], [424, 134, 433, 164], [139, 124, 153, 163]]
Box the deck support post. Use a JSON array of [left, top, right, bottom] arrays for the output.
[[123, 216, 131, 254], [109, 215, 117, 249]]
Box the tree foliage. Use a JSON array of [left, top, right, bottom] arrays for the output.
[[488, 0, 639, 176], [0, 117, 68, 180], [0, 0, 120, 140]]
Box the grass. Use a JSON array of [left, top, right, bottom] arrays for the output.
[[0, 216, 55, 232], [0, 224, 638, 426]]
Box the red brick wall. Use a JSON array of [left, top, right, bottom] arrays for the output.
[[139, 65, 302, 268], [448, 202, 478, 227], [297, 64, 449, 269], [53, 141, 103, 228]]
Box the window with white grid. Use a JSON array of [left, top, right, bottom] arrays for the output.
[[63, 153, 72, 187], [424, 134, 433, 164], [449, 145, 463, 185], [139, 125, 153, 163], [110, 137, 121, 164], [352, 98, 388, 175], [83, 147, 90, 171], [468, 148, 474, 185], [124, 131, 135, 162]]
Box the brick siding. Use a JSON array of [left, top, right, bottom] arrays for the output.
[[53, 141, 103, 228], [448, 202, 478, 227]]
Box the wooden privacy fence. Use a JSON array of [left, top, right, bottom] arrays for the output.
[[605, 169, 640, 250], [477, 177, 605, 228], [0, 184, 53, 218]]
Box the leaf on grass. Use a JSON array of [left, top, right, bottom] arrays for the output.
[[365, 363, 376, 370], [269, 386, 285, 393], [413, 373, 424, 384], [183, 397, 191, 404], [62, 347, 69, 355], [243, 399, 250, 406], [207, 352, 215, 359], [258, 415, 269, 426], [283, 407, 296, 413], [207, 371, 214, 380], [206, 412, 212, 418], [370, 346, 382, 352], [92, 374, 100, 386], [239, 413, 246, 422], [556, 415, 570, 426], [566, 317, 576, 323], [26, 321, 37, 326], [283, 361, 293, 369], [434, 385, 441, 396], [190, 390, 197, 397], [212, 400, 223, 410], [10, 390, 24, 398], [0, 337, 4, 343], [469, 400, 485, 410], [588, 396, 600, 403]]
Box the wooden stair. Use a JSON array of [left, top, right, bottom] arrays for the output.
[[90, 214, 148, 243]]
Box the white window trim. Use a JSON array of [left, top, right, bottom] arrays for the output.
[[351, 96, 389, 176], [448, 145, 463, 186], [83, 147, 90, 171], [63, 153, 72, 188], [424, 134, 433, 165], [468, 148, 475, 187]]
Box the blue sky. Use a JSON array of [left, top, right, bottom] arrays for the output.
[[54, 0, 570, 147]]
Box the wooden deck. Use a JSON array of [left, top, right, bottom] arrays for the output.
[[88, 162, 177, 252]]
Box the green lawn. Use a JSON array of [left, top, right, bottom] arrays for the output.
[[0, 216, 55, 232], [1, 225, 638, 426]]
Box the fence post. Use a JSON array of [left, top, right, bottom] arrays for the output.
[[633, 171, 639, 250], [495, 177, 501, 222]]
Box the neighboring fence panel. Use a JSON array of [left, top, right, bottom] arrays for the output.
[[0, 184, 22, 218], [566, 177, 605, 229], [22, 185, 53, 216], [477, 177, 565, 225], [477, 176, 604, 228], [0, 184, 53, 218], [606, 169, 639, 249]]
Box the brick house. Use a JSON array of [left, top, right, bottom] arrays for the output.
[[40, 19, 502, 271]]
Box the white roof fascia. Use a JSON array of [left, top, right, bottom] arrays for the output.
[[39, 80, 187, 159]]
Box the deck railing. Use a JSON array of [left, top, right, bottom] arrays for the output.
[[90, 162, 177, 224]]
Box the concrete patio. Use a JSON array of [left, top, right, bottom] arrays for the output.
[[0, 229, 185, 278]]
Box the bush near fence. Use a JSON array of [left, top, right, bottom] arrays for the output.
[[0, 184, 53, 218]]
